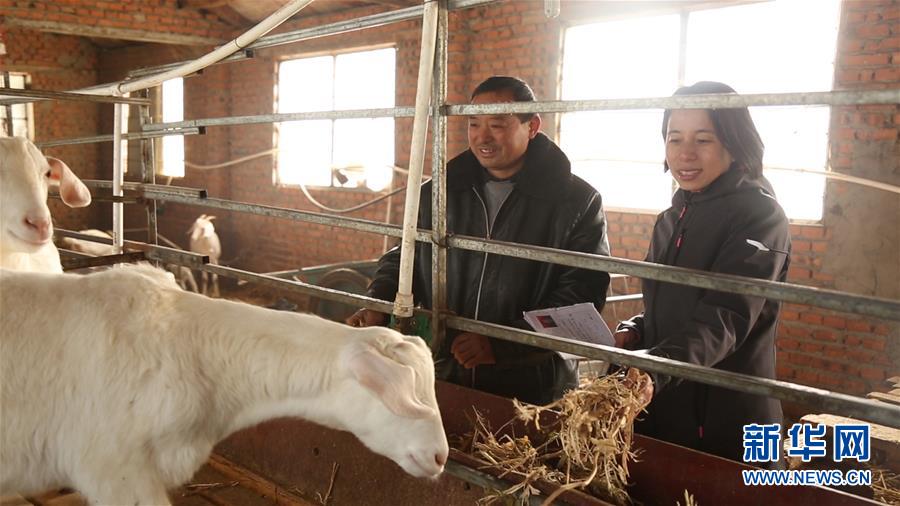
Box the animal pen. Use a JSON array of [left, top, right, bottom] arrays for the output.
[[5, 0, 900, 504]]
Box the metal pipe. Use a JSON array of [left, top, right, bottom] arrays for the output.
[[430, 0, 449, 354], [112, 102, 125, 252], [90, 223, 890, 428], [444, 460, 544, 506], [140, 88, 898, 134], [146, 193, 429, 241], [125, 246, 898, 430], [138, 95, 159, 248], [203, 263, 394, 314], [249, 5, 425, 51], [35, 128, 202, 149], [446, 316, 900, 429], [394, 0, 439, 318], [448, 89, 900, 115], [448, 235, 900, 322], [0, 88, 150, 106], [83, 179, 900, 321], [90, 0, 317, 97], [125, 0, 497, 79], [82, 180, 207, 200], [141, 107, 416, 132]]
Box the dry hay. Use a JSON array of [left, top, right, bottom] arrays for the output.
[[873, 467, 900, 505], [676, 490, 699, 506], [465, 368, 652, 506]]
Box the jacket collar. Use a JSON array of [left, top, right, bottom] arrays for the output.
[[446, 133, 572, 201], [672, 165, 777, 207]]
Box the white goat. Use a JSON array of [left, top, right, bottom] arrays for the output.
[[59, 229, 199, 292], [58, 228, 117, 257], [188, 214, 221, 297], [0, 137, 91, 273], [0, 264, 448, 505]]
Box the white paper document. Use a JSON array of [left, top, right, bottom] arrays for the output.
[[523, 302, 615, 361]]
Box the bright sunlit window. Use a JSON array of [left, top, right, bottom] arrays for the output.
[[561, 0, 841, 221], [1, 72, 32, 139], [277, 48, 395, 191], [160, 78, 185, 178]]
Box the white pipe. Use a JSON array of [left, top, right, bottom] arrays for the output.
[[112, 102, 125, 252], [394, 0, 439, 318], [77, 0, 314, 97]]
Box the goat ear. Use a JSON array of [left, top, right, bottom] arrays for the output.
[[47, 157, 91, 208], [345, 342, 433, 419]]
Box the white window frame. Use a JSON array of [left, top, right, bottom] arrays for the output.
[[275, 47, 396, 191], [158, 78, 185, 178], [1, 72, 34, 139], [560, 0, 842, 222]]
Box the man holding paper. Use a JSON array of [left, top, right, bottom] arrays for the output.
[[347, 76, 611, 405]]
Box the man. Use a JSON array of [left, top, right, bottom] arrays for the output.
[[348, 76, 610, 405]]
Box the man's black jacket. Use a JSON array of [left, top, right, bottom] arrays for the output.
[[368, 133, 611, 404], [621, 167, 791, 466]]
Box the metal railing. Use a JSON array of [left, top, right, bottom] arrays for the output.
[[33, 0, 900, 434]]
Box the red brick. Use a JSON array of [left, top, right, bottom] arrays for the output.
[[800, 226, 827, 238], [822, 316, 846, 329], [847, 320, 871, 332], [858, 23, 890, 38], [843, 53, 891, 66], [860, 367, 885, 381], [792, 240, 811, 252], [800, 312, 824, 325]]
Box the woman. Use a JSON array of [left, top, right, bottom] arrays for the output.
[[615, 81, 791, 468]]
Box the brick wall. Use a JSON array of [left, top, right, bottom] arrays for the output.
[[3, 0, 897, 398], [777, 0, 900, 397], [0, 23, 102, 229]]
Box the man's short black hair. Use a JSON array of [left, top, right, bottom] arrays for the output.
[[471, 76, 536, 123]]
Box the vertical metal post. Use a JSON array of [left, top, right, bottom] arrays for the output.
[[112, 101, 126, 252], [677, 12, 688, 87], [430, 0, 449, 354], [138, 90, 158, 248], [2, 72, 13, 136], [393, 0, 440, 320]]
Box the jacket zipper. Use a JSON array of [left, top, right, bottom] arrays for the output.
[[472, 186, 513, 319], [470, 186, 512, 389], [669, 195, 691, 265], [671, 195, 706, 439]]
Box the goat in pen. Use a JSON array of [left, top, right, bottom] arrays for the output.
[[0, 264, 448, 505]]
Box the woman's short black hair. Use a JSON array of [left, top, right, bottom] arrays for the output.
[[471, 76, 536, 123], [662, 81, 765, 178]]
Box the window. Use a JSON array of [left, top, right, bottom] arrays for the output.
[[561, 0, 841, 221], [276, 47, 395, 191], [159, 78, 185, 178], [1, 72, 33, 139]]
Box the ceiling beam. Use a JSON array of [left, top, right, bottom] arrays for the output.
[[3, 18, 226, 46]]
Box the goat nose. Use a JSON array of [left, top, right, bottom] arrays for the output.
[[435, 452, 447, 468], [24, 214, 52, 237]]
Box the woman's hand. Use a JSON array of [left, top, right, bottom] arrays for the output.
[[624, 367, 654, 409], [614, 328, 640, 349], [346, 309, 388, 327]]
